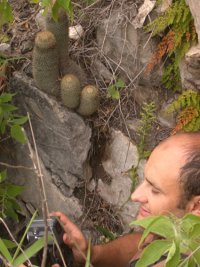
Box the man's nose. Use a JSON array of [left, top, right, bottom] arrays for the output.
[[131, 182, 147, 203]]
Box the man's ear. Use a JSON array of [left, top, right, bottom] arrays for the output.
[[187, 196, 200, 216]]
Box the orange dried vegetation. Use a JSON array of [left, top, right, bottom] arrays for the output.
[[145, 31, 175, 74], [171, 106, 199, 135]]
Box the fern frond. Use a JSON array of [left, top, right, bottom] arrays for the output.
[[171, 106, 199, 135]]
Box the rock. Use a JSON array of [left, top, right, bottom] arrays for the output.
[[0, 43, 11, 56], [180, 45, 200, 92], [186, 0, 200, 43], [96, 8, 162, 87], [157, 0, 172, 13], [21, 40, 33, 54], [6, 142, 83, 221], [132, 0, 156, 29], [69, 25, 84, 40], [132, 85, 161, 107], [91, 59, 115, 83], [10, 72, 92, 195], [157, 100, 176, 128], [97, 129, 144, 226]]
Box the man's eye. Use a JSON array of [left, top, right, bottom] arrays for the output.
[[151, 189, 160, 194]]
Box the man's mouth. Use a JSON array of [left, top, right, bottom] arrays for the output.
[[139, 206, 151, 217]]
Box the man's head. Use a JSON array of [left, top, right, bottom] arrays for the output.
[[131, 132, 200, 219]]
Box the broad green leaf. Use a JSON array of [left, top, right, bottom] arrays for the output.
[[132, 215, 173, 244], [107, 86, 120, 100], [0, 93, 15, 103], [190, 242, 200, 265], [0, 169, 7, 183], [0, 1, 13, 26], [6, 184, 24, 197], [11, 125, 26, 144], [115, 79, 125, 89], [184, 214, 200, 224], [0, 238, 12, 261], [11, 116, 28, 125], [189, 224, 200, 239], [13, 235, 53, 267], [135, 240, 171, 267], [165, 241, 180, 267]]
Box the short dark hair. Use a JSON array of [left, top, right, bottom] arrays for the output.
[[179, 148, 200, 208]]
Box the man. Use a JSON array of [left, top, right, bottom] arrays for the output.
[[51, 132, 200, 267], [50, 132, 200, 267]]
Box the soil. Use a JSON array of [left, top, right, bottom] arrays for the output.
[[1, 0, 170, 242]]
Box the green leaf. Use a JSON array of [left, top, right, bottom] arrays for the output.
[[30, 0, 40, 3], [131, 216, 174, 242], [12, 210, 38, 262], [107, 85, 120, 100], [13, 235, 53, 267], [115, 79, 125, 89], [0, 238, 12, 262], [2, 239, 17, 249], [0, 169, 7, 183], [4, 199, 19, 221], [11, 116, 28, 125], [165, 241, 180, 267], [0, 119, 7, 134], [0, 103, 17, 112], [135, 240, 171, 267], [6, 184, 24, 197], [0, 93, 15, 103], [0, 1, 13, 26], [11, 125, 26, 144], [95, 225, 116, 241]]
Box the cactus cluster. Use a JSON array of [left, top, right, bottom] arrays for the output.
[[32, 9, 99, 116]]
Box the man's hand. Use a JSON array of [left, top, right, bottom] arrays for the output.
[[50, 211, 88, 265]]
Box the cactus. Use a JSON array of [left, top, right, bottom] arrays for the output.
[[77, 85, 99, 116], [61, 74, 81, 109], [45, 9, 87, 86], [32, 31, 60, 96]]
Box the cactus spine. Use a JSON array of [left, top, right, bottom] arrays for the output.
[[45, 9, 87, 86], [61, 74, 81, 109], [32, 31, 60, 96], [77, 85, 99, 116]]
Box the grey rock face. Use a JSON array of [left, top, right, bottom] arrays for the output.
[[10, 72, 92, 196], [10, 143, 83, 220], [97, 129, 145, 227], [186, 0, 200, 43], [96, 9, 162, 87], [180, 45, 200, 92]]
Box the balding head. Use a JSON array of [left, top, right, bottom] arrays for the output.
[[157, 132, 200, 207]]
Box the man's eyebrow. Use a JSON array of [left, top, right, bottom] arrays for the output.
[[145, 177, 164, 193]]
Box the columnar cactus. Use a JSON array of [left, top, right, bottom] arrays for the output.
[[61, 74, 81, 109], [32, 31, 60, 96], [45, 9, 87, 86], [77, 85, 99, 116]]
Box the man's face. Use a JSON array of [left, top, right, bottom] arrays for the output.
[[131, 141, 188, 220]]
